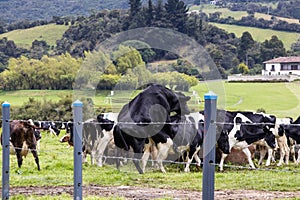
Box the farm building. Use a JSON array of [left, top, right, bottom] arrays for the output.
[[262, 56, 300, 76]]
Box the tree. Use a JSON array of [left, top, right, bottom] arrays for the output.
[[165, 0, 189, 32], [145, 0, 154, 26], [260, 35, 286, 61], [129, 0, 142, 19], [238, 31, 255, 63]]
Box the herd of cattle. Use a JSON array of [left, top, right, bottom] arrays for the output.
[[2, 83, 300, 173]]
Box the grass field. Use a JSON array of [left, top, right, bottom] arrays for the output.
[[0, 129, 299, 199], [0, 24, 69, 49], [209, 22, 298, 50], [1, 82, 300, 199], [190, 4, 300, 25], [1, 81, 299, 119]]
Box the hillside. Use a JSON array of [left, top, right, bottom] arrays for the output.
[[209, 22, 298, 49], [0, 24, 69, 49], [191, 4, 300, 25], [0, 0, 195, 23]]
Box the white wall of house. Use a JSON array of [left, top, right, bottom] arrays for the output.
[[262, 63, 300, 75]]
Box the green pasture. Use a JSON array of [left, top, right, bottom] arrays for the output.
[[190, 4, 300, 24], [0, 131, 299, 199], [209, 22, 298, 50], [0, 24, 69, 49], [2, 81, 299, 118]]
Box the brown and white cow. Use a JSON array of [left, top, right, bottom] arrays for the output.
[[1, 120, 41, 171]]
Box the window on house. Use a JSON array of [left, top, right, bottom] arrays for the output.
[[291, 65, 297, 70], [271, 65, 275, 71]]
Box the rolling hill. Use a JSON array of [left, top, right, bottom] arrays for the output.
[[209, 22, 298, 49], [0, 24, 69, 49]]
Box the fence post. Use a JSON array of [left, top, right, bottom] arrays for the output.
[[73, 100, 83, 200], [202, 91, 217, 200], [2, 101, 10, 200]]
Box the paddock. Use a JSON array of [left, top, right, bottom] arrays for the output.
[[1, 99, 300, 199]]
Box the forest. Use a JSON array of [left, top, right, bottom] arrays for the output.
[[0, 0, 299, 91]]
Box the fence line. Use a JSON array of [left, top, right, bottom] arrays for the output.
[[2, 118, 300, 127], [7, 144, 300, 174]]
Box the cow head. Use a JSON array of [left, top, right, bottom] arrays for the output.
[[97, 114, 115, 131], [171, 92, 191, 115], [217, 130, 230, 154], [264, 129, 276, 149]]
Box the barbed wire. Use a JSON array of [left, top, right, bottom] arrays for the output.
[[7, 145, 300, 173], [2, 118, 300, 127]]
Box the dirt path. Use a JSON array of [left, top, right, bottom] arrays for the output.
[[4, 185, 300, 199]]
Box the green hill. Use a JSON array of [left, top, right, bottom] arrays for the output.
[[209, 22, 298, 49], [0, 24, 69, 49]]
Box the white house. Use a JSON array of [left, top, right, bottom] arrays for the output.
[[262, 56, 300, 76]]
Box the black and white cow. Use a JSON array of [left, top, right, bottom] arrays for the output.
[[216, 110, 277, 171], [113, 83, 191, 174], [281, 116, 300, 164], [60, 116, 114, 166], [141, 112, 204, 173], [34, 120, 60, 136]]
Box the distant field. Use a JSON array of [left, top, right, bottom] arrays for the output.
[[209, 22, 298, 49], [190, 4, 300, 24], [0, 24, 69, 49], [1, 81, 300, 119]]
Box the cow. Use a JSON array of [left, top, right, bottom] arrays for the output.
[[113, 83, 191, 174], [1, 120, 41, 171], [269, 117, 292, 166], [152, 112, 204, 173], [216, 110, 277, 171], [33, 120, 60, 136], [60, 116, 114, 166], [281, 116, 300, 164]]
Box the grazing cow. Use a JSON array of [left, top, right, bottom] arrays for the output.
[[217, 110, 276, 171], [59, 134, 73, 147], [113, 83, 191, 174], [34, 120, 60, 136], [1, 120, 41, 171], [281, 116, 300, 164]]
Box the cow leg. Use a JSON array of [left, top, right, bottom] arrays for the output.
[[242, 148, 256, 169], [96, 132, 113, 167], [133, 154, 143, 174], [116, 148, 121, 170], [150, 143, 158, 168], [296, 148, 300, 165], [15, 149, 23, 169], [219, 153, 228, 172], [258, 147, 267, 166], [31, 149, 41, 171], [290, 144, 296, 163], [265, 148, 273, 166], [284, 146, 290, 165], [156, 138, 173, 173], [184, 146, 201, 173], [141, 141, 152, 172]]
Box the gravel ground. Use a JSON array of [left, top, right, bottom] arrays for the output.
[[3, 185, 300, 199]]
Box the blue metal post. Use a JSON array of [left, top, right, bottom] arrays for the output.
[[202, 91, 217, 200], [2, 101, 10, 200], [73, 100, 83, 200]]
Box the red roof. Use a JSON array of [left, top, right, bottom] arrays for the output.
[[263, 56, 300, 64]]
